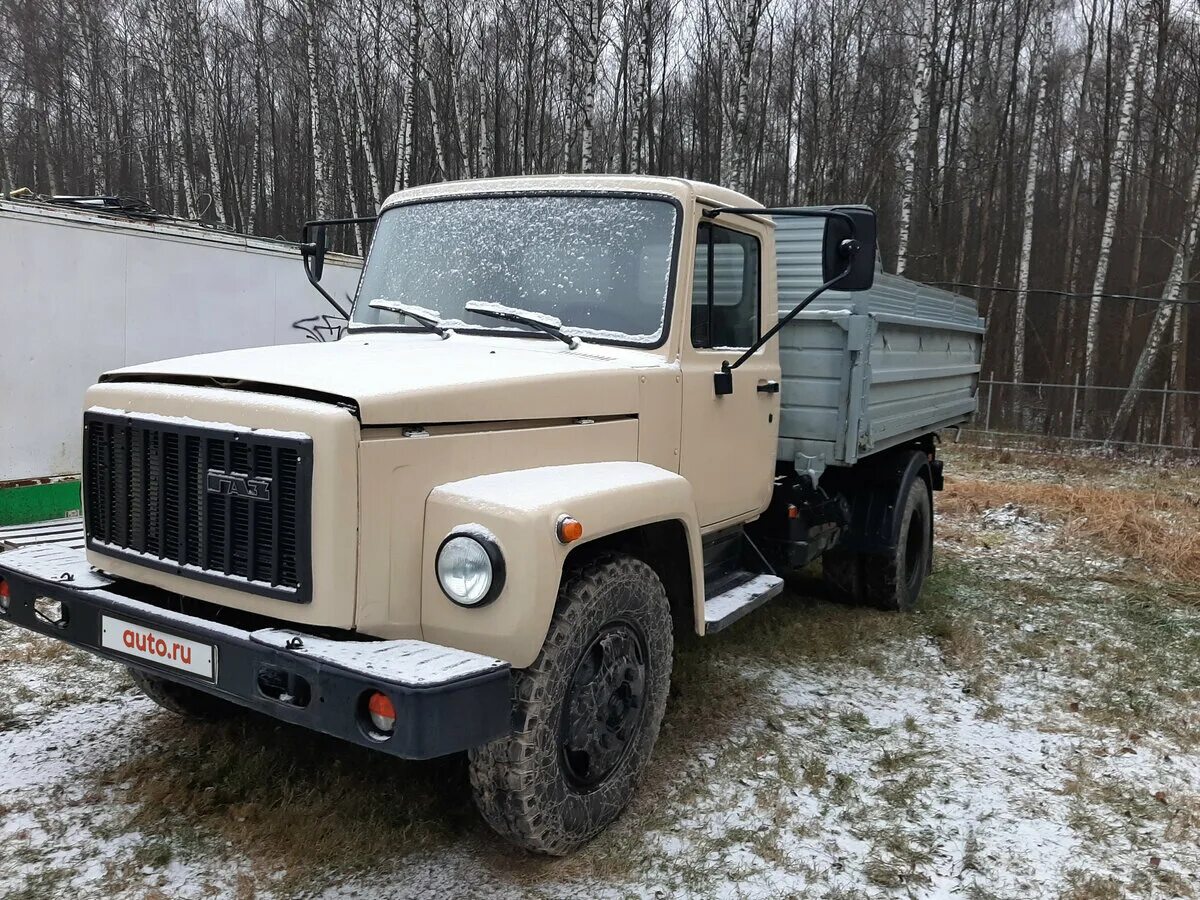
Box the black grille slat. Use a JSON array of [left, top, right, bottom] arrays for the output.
[[82, 412, 312, 603], [270, 445, 282, 587]]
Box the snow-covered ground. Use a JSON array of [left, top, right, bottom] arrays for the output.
[[2, 447, 1199, 899]]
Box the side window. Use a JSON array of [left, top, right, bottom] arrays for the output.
[[691, 223, 760, 349]]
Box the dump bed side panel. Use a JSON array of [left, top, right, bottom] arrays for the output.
[[774, 216, 984, 473]]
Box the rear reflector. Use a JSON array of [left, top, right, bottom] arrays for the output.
[[367, 691, 396, 734], [0, 578, 9, 612]]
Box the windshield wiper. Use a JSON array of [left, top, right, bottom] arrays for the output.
[[463, 300, 580, 349], [368, 299, 452, 339]]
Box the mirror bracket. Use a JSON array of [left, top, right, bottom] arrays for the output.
[[300, 216, 378, 319], [702, 204, 878, 394], [714, 362, 733, 396]]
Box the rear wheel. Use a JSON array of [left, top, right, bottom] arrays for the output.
[[863, 478, 932, 612], [468, 553, 673, 855], [128, 668, 240, 721], [822, 473, 933, 612]]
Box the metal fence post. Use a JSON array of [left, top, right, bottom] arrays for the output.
[[1158, 380, 1170, 447], [984, 372, 994, 432], [1069, 374, 1079, 440]]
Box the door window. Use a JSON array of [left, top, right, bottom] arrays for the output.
[[691, 223, 760, 349]]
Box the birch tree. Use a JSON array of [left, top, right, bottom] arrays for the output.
[[1084, 7, 1148, 387], [300, 0, 329, 217], [1108, 152, 1200, 442], [720, 0, 767, 192], [895, 0, 936, 275], [1012, 9, 1052, 384]]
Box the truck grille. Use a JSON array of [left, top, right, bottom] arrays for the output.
[[83, 411, 313, 603]]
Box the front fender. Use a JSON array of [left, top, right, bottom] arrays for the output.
[[421, 462, 703, 668]]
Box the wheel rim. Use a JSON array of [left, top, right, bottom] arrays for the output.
[[904, 504, 927, 595], [559, 622, 648, 790]]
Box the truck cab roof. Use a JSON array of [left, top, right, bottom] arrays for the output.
[[380, 174, 764, 217]]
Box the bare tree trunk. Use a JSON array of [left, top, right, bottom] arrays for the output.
[[394, 0, 420, 191], [304, 0, 330, 217], [477, 24, 491, 176], [895, 0, 936, 275], [1085, 9, 1148, 387], [725, 0, 766, 192], [580, 0, 605, 173], [426, 78, 449, 178], [1012, 11, 1052, 383], [1108, 154, 1200, 441], [334, 85, 364, 252], [352, 63, 383, 205], [0, 94, 14, 189]]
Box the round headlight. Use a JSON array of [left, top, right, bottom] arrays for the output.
[[436, 531, 505, 607]]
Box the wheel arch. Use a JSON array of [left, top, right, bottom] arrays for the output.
[[563, 518, 699, 636], [422, 462, 704, 667], [824, 444, 933, 555]]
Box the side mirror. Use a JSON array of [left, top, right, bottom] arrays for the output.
[[822, 206, 877, 292], [301, 223, 328, 283]]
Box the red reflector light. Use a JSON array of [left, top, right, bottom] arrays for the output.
[[0, 578, 9, 612], [367, 691, 396, 733]]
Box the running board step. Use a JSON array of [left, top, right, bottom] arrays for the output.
[[704, 573, 785, 634]]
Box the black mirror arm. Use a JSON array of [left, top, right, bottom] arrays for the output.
[[302, 263, 350, 319], [300, 215, 378, 319], [712, 260, 854, 396], [705, 205, 859, 396]]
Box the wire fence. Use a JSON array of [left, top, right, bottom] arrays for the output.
[[960, 378, 1200, 455]]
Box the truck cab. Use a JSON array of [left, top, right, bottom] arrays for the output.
[[0, 175, 981, 856]]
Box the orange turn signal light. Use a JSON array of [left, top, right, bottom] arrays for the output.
[[556, 516, 584, 544]]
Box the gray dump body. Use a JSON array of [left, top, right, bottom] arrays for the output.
[[773, 217, 983, 477]]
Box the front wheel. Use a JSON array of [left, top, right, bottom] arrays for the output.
[[468, 553, 673, 855], [128, 668, 240, 721]]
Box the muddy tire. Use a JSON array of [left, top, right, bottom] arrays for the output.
[[128, 668, 240, 721], [468, 553, 673, 855], [862, 478, 932, 612]]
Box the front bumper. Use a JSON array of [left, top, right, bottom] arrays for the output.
[[0, 544, 512, 759]]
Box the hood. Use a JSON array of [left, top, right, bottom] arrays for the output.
[[103, 332, 661, 425]]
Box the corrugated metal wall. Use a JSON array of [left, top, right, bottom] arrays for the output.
[[774, 215, 985, 475]]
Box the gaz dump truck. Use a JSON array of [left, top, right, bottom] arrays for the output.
[[0, 175, 982, 854]]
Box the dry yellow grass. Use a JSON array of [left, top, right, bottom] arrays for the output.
[[940, 475, 1200, 583]]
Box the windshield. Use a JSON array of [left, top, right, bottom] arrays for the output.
[[351, 194, 679, 345]]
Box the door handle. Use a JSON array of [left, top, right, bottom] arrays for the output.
[[757, 380, 780, 394]]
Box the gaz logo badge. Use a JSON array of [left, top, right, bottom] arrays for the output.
[[206, 470, 273, 501]]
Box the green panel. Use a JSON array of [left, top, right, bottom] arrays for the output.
[[0, 480, 82, 526]]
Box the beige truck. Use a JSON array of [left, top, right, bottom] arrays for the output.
[[0, 175, 982, 854]]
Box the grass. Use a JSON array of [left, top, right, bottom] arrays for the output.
[[941, 446, 1200, 585], [92, 718, 478, 879], [6, 445, 1200, 897]]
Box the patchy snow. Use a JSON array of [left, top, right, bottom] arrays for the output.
[[249, 630, 507, 687], [979, 500, 1051, 534], [704, 575, 784, 627]]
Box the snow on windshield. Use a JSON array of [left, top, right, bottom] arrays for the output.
[[351, 194, 678, 344]]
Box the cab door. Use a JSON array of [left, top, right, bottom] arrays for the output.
[[679, 218, 780, 527]]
